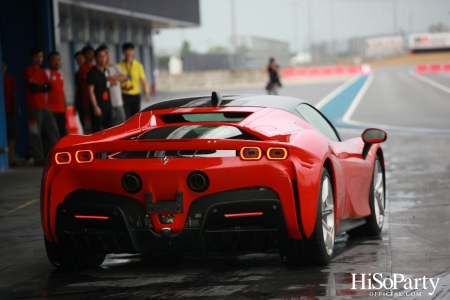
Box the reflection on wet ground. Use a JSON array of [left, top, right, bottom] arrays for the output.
[[2, 232, 391, 299]]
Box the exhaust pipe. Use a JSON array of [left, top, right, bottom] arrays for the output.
[[187, 171, 209, 192], [122, 172, 142, 194]]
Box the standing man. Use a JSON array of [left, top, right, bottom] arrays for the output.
[[87, 45, 112, 133], [23, 47, 60, 166], [73, 51, 85, 129], [46, 51, 67, 138], [106, 54, 127, 126], [2, 59, 20, 167], [117, 42, 150, 119], [78, 46, 95, 133]]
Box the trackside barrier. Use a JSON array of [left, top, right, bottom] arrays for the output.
[[282, 65, 371, 78], [415, 63, 450, 74], [66, 106, 80, 135]]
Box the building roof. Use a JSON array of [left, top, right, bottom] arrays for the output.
[[59, 0, 200, 27]]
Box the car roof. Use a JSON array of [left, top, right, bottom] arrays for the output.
[[142, 94, 308, 116]]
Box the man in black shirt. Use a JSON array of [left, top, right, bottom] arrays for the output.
[[87, 45, 112, 133]]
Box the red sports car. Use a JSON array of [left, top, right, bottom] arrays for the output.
[[41, 92, 387, 269]]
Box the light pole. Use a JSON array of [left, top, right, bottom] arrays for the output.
[[292, 1, 299, 53], [230, 0, 237, 51], [393, 0, 398, 34], [407, 10, 413, 34], [330, 0, 335, 59], [307, 0, 313, 51]]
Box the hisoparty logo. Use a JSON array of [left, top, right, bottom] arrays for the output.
[[351, 273, 440, 296]]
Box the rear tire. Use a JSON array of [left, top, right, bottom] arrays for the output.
[[44, 236, 106, 270], [347, 156, 385, 236], [281, 168, 335, 266]]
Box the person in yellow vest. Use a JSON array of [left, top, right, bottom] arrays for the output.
[[117, 43, 151, 119]]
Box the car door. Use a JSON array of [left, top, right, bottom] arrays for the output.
[[295, 104, 372, 219], [332, 139, 373, 219], [295, 104, 347, 219]]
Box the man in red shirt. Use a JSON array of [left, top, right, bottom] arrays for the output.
[[2, 58, 20, 167], [23, 47, 60, 166], [46, 51, 67, 138], [78, 46, 95, 133]]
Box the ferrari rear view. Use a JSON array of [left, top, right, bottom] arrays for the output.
[[41, 93, 387, 270]]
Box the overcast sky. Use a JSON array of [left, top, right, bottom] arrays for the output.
[[153, 0, 450, 54]]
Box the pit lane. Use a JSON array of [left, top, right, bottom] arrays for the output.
[[1, 65, 449, 299]]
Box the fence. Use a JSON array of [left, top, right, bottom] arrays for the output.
[[158, 34, 420, 73], [308, 34, 408, 65]]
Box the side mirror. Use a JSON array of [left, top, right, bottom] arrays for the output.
[[362, 128, 387, 144], [361, 128, 387, 159]]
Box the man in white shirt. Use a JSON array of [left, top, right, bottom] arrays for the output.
[[106, 52, 127, 126]]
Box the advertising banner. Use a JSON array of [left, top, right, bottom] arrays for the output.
[[409, 33, 450, 50]]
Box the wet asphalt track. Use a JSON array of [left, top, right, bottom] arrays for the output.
[[0, 65, 450, 299]]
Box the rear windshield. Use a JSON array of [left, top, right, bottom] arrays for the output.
[[139, 125, 259, 140], [160, 112, 251, 123]]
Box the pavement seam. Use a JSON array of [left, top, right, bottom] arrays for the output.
[[0, 198, 39, 217]]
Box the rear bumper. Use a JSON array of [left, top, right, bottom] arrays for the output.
[[43, 156, 313, 243], [56, 188, 288, 254]]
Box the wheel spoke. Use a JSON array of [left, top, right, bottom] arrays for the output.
[[322, 178, 329, 202], [326, 231, 332, 247], [376, 194, 385, 215], [322, 206, 334, 216], [322, 219, 332, 234], [320, 174, 335, 255], [372, 160, 385, 229], [375, 174, 383, 190], [325, 225, 334, 252]]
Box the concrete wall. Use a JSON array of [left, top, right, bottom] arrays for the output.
[[157, 69, 267, 91]]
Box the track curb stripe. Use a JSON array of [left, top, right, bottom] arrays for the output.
[[315, 75, 361, 110], [319, 75, 370, 124]]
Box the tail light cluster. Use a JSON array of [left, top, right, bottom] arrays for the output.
[[240, 147, 288, 161], [55, 150, 94, 165]]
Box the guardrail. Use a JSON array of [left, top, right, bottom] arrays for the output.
[[282, 65, 372, 78], [415, 63, 450, 74]]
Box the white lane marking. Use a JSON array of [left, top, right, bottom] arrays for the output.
[[337, 71, 450, 135], [315, 75, 361, 109], [342, 74, 374, 122], [344, 119, 450, 134], [408, 69, 450, 94], [308, 68, 450, 135]]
